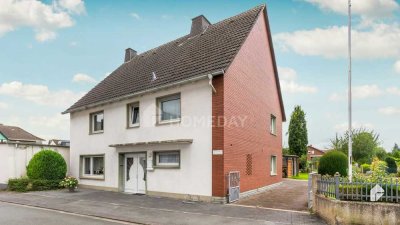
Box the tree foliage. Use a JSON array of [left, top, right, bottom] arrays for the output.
[[330, 128, 380, 164], [288, 106, 308, 157], [385, 157, 397, 174]]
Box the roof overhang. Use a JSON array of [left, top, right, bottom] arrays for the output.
[[109, 139, 193, 148], [63, 70, 224, 115]]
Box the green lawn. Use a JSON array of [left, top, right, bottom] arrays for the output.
[[291, 172, 309, 180]]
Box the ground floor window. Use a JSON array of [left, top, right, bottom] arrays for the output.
[[271, 155, 277, 176], [81, 155, 105, 179], [154, 151, 180, 168]]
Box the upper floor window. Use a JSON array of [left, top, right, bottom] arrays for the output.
[[128, 102, 140, 128], [157, 93, 181, 123], [90, 111, 104, 133], [270, 114, 277, 135]]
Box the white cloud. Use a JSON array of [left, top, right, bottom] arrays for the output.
[[130, 13, 141, 20], [378, 106, 400, 115], [0, 81, 84, 108], [0, 0, 84, 42], [305, 0, 399, 19], [278, 66, 318, 94], [0, 102, 8, 109], [57, 0, 86, 15], [334, 121, 374, 132], [275, 23, 400, 59], [330, 84, 383, 101], [72, 73, 96, 83], [387, 87, 400, 95], [394, 60, 400, 73]]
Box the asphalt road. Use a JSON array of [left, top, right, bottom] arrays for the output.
[[0, 202, 136, 225]]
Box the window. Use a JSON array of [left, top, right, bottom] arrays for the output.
[[270, 115, 277, 135], [158, 94, 181, 123], [154, 151, 180, 167], [271, 155, 277, 176], [90, 111, 104, 133], [246, 154, 253, 175], [81, 155, 105, 179], [128, 103, 140, 127]]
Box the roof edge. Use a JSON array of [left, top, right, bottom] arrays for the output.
[[63, 69, 224, 114]]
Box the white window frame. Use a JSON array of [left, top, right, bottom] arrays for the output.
[[128, 102, 140, 128], [271, 155, 277, 176], [90, 111, 104, 134], [157, 93, 181, 124], [154, 151, 180, 168], [81, 155, 105, 179], [270, 114, 277, 135]]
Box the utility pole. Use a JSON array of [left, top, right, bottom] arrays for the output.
[[348, 0, 353, 182]]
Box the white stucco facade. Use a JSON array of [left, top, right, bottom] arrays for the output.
[[70, 79, 213, 198], [0, 144, 70, 186]]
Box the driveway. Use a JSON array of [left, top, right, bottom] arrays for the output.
[[0, 188, 324, 225], [236, 179, 309, 212]]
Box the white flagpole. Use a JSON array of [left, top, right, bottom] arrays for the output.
[[348, 0, 353, 182]]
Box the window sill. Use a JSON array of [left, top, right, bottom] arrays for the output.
[[270, 173, 277, 176], [270, 132, 277, 136], [153, 165, 180, 169], [80, 176, 105, 180], [127, 124, 140, 129], [90, 131, 104, 135], [156, 119, 181, 126]]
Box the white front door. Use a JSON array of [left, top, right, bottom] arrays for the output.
[[124, 153, 146, 194]]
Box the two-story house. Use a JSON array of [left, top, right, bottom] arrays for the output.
[[63, 5, 285, 203]]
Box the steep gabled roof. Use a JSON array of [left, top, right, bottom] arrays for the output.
[[64, 5, 266, 113], [0, 124, 44, 142]]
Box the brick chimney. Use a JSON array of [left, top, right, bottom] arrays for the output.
[[124, 48, 137, 62], [190, 15, 211, 36]]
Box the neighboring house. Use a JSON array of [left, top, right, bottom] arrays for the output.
[[48, 139, 70, 147], [282, 155, 299, 178], [63, 5, 285, 202], [307, 145, 326, 172], [0, 124, 70, 189]]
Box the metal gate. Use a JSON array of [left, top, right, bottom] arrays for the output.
[[228, 171, 240, 203]]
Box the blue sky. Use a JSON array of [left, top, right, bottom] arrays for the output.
[[0, 0, 399, 150]]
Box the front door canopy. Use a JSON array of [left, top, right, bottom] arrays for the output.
[[109, 139, 193, 148]]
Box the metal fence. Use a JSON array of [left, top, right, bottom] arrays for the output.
[[317, 175, 400, 203]]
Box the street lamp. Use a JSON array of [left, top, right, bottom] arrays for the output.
[[348, 0, 353, 182]]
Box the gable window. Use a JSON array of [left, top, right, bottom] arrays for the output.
[[154, 151, 180, 168], [271, 155, 277, 176], [157, 93, 181, 123], [128, 102, 140, 127], [270, 115, 277, 135], [90, 111, 104, 133], [81, 155, 105, 179]]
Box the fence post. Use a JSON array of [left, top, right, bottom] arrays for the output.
[[334, 172, 340, 200]]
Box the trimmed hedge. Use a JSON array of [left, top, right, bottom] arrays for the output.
[[27, 149, 67, 180], [318, 150, 348, 176], [8, 178, 62, 192]]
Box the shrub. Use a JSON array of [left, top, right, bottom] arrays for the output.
[[385, 157, 397, 174], [27, 149, 67, 180], [318, 150, 347, 176], [60, 176, 78, 189], [361, 164, 371, 173], [8, 178, 62, 192], [8, 178, 30, 192]]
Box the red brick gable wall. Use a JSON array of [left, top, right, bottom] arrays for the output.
[[218, 10, 283, 193]]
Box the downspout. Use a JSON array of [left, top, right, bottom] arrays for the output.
[[208, 70, 224, 93]]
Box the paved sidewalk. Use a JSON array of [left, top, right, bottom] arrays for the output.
[[0, 189, 325, 225], [236, 179, 309, 212]]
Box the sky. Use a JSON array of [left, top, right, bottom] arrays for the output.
[[0, 0, 399, 151]]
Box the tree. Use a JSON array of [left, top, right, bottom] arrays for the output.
[[330, 128, 380, 164], [288, 106, 308, 157], [318, 151, 348, 176], [392, 143, 400, 158], [373, 147, 387, 161]]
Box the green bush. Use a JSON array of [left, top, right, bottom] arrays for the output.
[[385, 157, 397, 174], [27, 149, 67, 180], [361, 164, 371, 173], [318, 150, 348, 176], [8, 178, 62, 192], [8, 178, 30, 192]]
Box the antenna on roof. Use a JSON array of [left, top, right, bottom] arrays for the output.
[[152, 72, 157, 81]]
